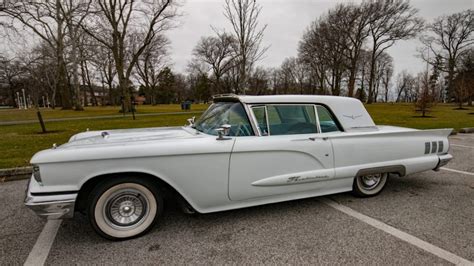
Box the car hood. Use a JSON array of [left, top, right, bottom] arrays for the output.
[[30, 126, 226, 164], [63, 126, 200, 148]]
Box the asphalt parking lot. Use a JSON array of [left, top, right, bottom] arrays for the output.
[[1, 134, 473, 265]]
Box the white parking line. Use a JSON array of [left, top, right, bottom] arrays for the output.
[[440, 167, 474, 176], [24, 220, 62, 266], [451, 144, 474, 149], [320, 198, 473, 265]]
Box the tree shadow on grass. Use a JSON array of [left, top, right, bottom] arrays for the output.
[[35, 130, 65, 134], [411, 115, 434, 118], [453, 107, 469, 110]]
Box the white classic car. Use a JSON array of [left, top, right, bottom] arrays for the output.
[[25, 95, 453, 240]]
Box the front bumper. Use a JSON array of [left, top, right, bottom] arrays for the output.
[[24, 178, 77, 219], [433, 153, 453, 171]]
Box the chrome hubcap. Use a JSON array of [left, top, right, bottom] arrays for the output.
[[360, 174, 382, 190], [105, 190, 147, 227]]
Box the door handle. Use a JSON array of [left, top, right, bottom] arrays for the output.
[[309, 137, 328, 141]]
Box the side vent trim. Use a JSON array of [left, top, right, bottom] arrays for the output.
[[431, 141, 437, 154], [424, 142, 430, 154], [438, 141, 444, 153]]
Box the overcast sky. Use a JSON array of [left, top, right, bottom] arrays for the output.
[[167, 0, 473, 75]]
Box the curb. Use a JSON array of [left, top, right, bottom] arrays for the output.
[[459, 128, 474, 133], [0, 167, 32, 182]]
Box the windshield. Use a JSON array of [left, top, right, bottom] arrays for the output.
[[194, 102, 254, 136]]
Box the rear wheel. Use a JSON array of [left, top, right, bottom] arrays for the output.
[[88, 177, 163, 240], [352, 173, 388, 197]]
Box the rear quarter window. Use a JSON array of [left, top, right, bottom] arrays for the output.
[[316, 105, 341, 133]]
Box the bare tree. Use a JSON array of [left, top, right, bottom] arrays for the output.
[[280, 57, 307, 94], [135, 35, 170, 105], [0, 56, 25, 107], [373, 52, 393, 102], [299, 18, 345, 96], [192, 32, 236, 94], [92, 45, 117, 105], [1, 0, 73, 108], [395, 70, 416, 102], [60, 0, 92, 110], [453, 49, 474, 108], [329, 3, 371, 97], [366, 0, 424, 103], [420, 9, 473, 102], [248, 66, 270, 95], [414, 71, 435, 116], [82, 0, 178, 112], [223, 0, 268, 94]]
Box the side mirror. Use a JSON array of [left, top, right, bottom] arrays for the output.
[[187, 116, 195, 127], [216, 124, 231, 140]]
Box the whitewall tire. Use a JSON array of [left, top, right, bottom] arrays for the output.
[[352, 173, 388, 197], [88, 177, 163, 240]]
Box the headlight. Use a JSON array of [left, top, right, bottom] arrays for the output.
[[32, 165, 42, 184]]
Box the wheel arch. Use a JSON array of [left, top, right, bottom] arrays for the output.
[[356, 165, 406, 178], [75, 171, 196, 214]]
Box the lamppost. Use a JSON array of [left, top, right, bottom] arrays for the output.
[[22, 89, 27, 109]]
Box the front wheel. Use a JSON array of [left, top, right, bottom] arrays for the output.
[[352, 173, 388, 197], [88, 177, 163, 240]]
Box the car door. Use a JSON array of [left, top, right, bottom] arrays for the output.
[[228, 104, 335, 201]]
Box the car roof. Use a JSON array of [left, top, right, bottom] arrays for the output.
[[214, 94, 358, 105], [213, 94, 377, 131]]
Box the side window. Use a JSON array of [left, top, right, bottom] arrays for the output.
[[252, 106, 269, 136], [195, 102, 254, 136], [316, 105, 340, 133], [267, 105, 318, 135]]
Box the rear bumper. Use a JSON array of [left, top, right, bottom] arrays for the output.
[[433, 153, 453, 171], [24, 178, 77, 219]]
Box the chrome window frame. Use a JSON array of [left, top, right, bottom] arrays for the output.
[[250, 105, 270, 136], [315, 104, 342, 133], [248, 103, 320, 136]]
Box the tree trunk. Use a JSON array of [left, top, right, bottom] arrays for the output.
[[347, 60, 357, 97], [447, 58, 455, 102], [9, 82, 17, 108], [56, 0, 72, 110], [367, 49, 377, 104], [70, 32, 83, 111], [119, 76, 132, 112], [84, 62, 98, 106]]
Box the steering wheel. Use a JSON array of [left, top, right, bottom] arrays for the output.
[[287, 122, 317, 134], [235, 122, 251, 136]]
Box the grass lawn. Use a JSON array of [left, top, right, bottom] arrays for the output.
[[366, 103, 474, 130], [0, 104, 209, 122], [0, 113, 195, 168], [0, 103, 472, 169]]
